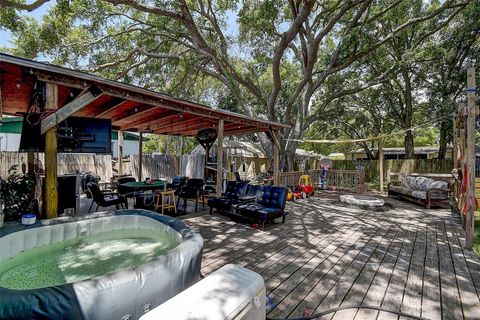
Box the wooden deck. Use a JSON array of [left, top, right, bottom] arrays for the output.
[[183, 193, 480, 320]]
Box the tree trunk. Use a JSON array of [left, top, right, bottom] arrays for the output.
[[258, 132, 273, 159], [285, 145, 296, 171], [404, 130, 415, 159], [360, 142, 375, 159], [402, 71, 415, 159], [437, 121, 448, 159]]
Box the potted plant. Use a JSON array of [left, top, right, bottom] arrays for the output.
[[0, 173, 36, 223]]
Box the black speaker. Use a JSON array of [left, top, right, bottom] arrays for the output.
[[42, 175, 80, 217]]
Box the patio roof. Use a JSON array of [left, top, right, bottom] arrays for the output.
[[0, 53, 288, 136]]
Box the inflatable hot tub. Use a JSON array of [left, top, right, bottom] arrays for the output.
[[0, 210, 203, 320]]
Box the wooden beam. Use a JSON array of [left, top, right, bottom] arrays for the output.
[[41, 91, 99, 134], [216, 119, 224, 196], [465, 67, 476, 249], [158, 120, 217, 136], [453, 111, 458, 171], [101, 85, 288, 130], [273, 129, 281, 186], [136, 112, 185, 131], [175, 126, 263, 137], [379, 138, 384, 192], [458, 102, 467, 228], [36, 71, 90, 90], [118, 131, 124, 175], [150, 115, 199, 132], [45, 83, 58, 219], [138, 132, 143, 181], [157, 118, 211, 135], [93, 98, 128, 118], [117, 108, 176, 129], [112, 104, 156, 124], [27, 152, 35, 174]]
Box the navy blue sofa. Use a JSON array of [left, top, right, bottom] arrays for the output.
[[233, 185, 288, 229]]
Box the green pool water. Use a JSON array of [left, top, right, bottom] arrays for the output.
[[0, 229, 178, 290]]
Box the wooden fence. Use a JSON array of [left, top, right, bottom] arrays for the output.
[[280, 159, 453, 191], [0, 152, 113, 182], [330, 159, 453, 182], [125, 153, 205, 181], [281, 168, 364, 191], [129, 154, 179, 181]]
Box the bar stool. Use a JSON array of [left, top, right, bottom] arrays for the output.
[[155, 190, 177, 215]]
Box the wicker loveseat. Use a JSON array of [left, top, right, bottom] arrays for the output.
[[387, 175, 451, 208]]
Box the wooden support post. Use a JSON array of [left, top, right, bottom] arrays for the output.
[[379, 138, 384, 192], [273, 130, 281, 186], [118, 130, 124, 175], [216, 120, 224, 196], [465, 67, 476, 249], [453, 114, 458, 171], [458, 102, 467, 227], [138, 132, 143, 181], [27, 152, 35, 174], [45, 83, 58, 219]]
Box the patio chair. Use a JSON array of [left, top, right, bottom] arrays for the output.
[[80, 172, 100, 198], [170, 176, 187, 195], [116, 177, 137, 197], [87, 182, 128, 213], [177, 178, 204, 212]]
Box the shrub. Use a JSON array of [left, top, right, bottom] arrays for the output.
[[0, 173, 36, 222]]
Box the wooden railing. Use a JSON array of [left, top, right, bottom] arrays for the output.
[[280, 168, 365, 192], [326, 169, 364, 192]]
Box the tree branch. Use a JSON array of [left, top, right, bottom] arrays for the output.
[[0, 0, 49, 12], [267, 0, 316, 121]]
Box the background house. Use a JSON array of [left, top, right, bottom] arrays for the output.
[[347, 146, 454, 160]]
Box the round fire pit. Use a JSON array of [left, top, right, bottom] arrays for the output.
[[339, 195, 385, 207]]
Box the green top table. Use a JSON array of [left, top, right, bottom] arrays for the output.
[[118, 181, 167, 193]]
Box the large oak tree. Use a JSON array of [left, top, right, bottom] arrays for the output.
[[1, 0, 473, 165]]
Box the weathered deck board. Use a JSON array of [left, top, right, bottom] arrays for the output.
[[437, 221, 464, 319], [421, 223, 442, 319], [444, 220, 480, 319], [315, 219, 394, 320], [331, 218, 404, 320], [354, 217, 410, 320], [377, 221, 418, 320], [183, 193, 480, 320], [400, 221, 427, 320]]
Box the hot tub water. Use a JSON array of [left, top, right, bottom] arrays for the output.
[[0, 229, 178, 290]]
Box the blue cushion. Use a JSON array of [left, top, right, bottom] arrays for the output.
[[256, 185, 271, 202], [208, 197, 232, 209], [235, 182, 249, 197], [269, 187, 287, 209], [245, 184, 260, 196]]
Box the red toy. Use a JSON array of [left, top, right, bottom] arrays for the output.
[[287, 175, 315, 200]]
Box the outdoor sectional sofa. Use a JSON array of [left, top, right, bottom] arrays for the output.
[[208, 183, 288, 229], [387, 175, 451, 208]]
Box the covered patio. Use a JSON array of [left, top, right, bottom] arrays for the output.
[[183, 193, 480, 319], [0, 53, 288, 217]]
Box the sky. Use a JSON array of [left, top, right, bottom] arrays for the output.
[[0, 2, 248, 61], [0, 1, 55, 48]]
